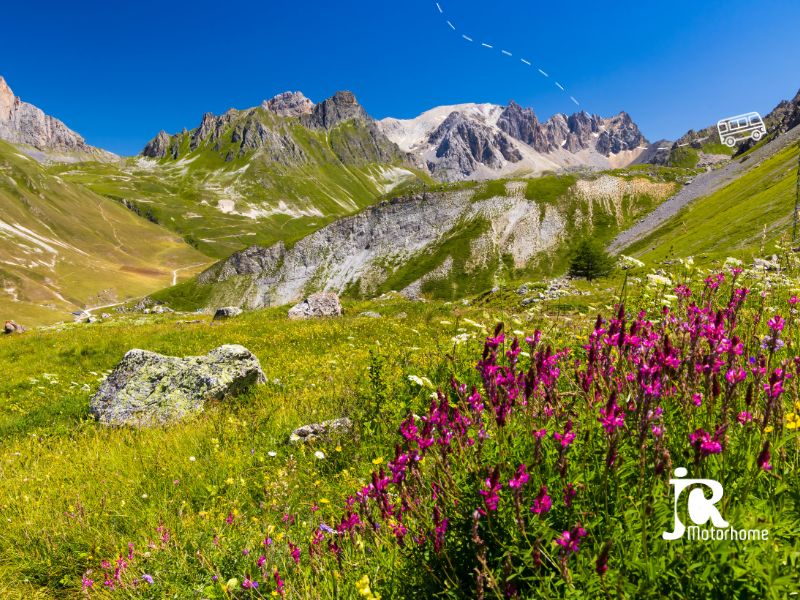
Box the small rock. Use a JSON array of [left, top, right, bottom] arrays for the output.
[[753, 257, 780, 271], [516, 284, 530, 295], [289, 417, 353, 444], [213, 307, 243, 320], [288, 292, 343, 319], [101, 312, 111, 319], [152, 305, 174, 314], [90, 344, 266, 426], [359, 311, 382, 319], [3, 320, 25, 334], [396, 312, 408, 319]]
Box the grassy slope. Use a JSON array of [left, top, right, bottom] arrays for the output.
[[54, 112, 432, 260], [0, 269, 797, 597], [0, 297, 490, 596], [625, 142, 800, 263], [0, 141, 210, 326]]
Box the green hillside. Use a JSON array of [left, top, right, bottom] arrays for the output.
[[54, 106, 431, 260], [625, 142, 800, 263], [0, 141, 210, 325]]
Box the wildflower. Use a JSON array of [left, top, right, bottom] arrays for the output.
[[554, 420, 576, 449], [757, 441, 773, 471], [787, 412, 800, 430], [241, 577, 258, 589], [647, 274, 672, 287], [507, 464, 529, 489], [267, 451, 277, 457], [596, 541, 611, 576], [355, 574, 381, 599], [273, 569, 285, 596], [737, 411, 754, 425], [767, 315, 785, 332], [141, 574, 154, 585], [689, 428, 723, 457], [692, 393, 703, 407], [530, 486, 552, 515], [189, 456, 196, 462], [599, 399, 625, 434], [288, 541, 301, 565], [314, 450, 326, 460], [225, 512, 235, 525], [555, 524, 587, 555], [81, 574, 94, 589], [563, 483, 577, 507], [479, 467, 503, 512], [257, 555, 266, 567]]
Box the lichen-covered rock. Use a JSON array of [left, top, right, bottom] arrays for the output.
[[289, 417, 353, 444], [151, 305, 174, 314], [287, 292, 342, 319], [213, 306, 243, 320], [90, 344, 266, 426], [359, 311, 381, 319]]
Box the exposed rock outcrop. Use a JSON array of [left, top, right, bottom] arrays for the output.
[[213, 306, 243, 320], [3, 320, 25, 334], [263, 91, 314, 117], [90, 345, 266, 426], [289, 417, 353, 444], [287, 292, 343, 319]]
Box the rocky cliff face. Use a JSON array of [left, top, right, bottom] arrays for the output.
[[191, 174, 673, 308], [768, 88, 800, 134], [0, 76, 115, 162], [427, 111, 523, 179], [380, 101, 648, 181]]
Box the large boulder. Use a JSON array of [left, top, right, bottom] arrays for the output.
[[90, 345, 266, 426], [3, 320, 25, 334], [213, 306, 243, 321], [287, 292, 343, 319]]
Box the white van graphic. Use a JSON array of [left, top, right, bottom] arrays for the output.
[[717, 112, 767, 147]]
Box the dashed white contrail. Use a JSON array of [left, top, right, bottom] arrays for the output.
[[432, 1, 580, 107]]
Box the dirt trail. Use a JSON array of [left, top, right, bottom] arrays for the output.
[[608, 125, 800, 254]]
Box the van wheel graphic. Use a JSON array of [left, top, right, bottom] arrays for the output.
[[751, 130, 763, 141], [724, 137, 736, 147]]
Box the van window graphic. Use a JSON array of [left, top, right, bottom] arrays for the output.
[[717, 112, 767, 147]]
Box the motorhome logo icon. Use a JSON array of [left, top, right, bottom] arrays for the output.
[[717, 112, 766, 148], [662, 468, 768, 541]]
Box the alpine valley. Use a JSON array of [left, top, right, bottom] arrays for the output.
[[1, 74, 799, 325]]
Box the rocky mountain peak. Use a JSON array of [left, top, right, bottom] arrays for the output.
[[262, 91, 314, 117], [305, 90, 369, 129], [427, 110, 523, 180], [142, 130, 172, 159], [0, 75, 115, 162]]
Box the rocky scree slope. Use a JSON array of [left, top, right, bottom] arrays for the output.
[[0, 76, 116, 163], [379, 101, 648, 181], [174, 175, 675, 309]]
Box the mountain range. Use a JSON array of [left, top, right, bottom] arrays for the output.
[[0, 74, 799, 324]]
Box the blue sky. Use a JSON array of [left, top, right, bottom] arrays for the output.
[[3, 0, 799, 155]]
